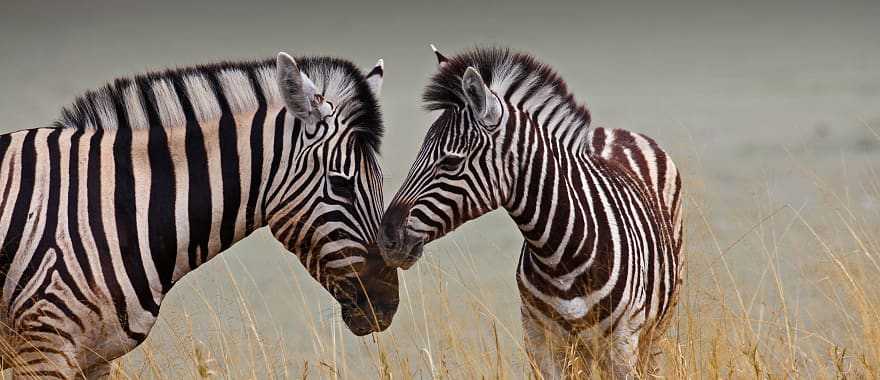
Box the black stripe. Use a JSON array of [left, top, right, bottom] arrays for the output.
[[169, 74, 212, 268], [261, 109, 287, 217], [245, 69, 267, 233], [266, 116, 301, 212], [139, 79, 178, 292], [1, 131, 38, 287], [0, 133, 12, 277], [207, 73, 242, 251], [66, 129, 97, 288], [112, 122, 160, 316], [86, 129, 146, 341], [0, 134, 9, 167], [24, 323, 77, 346]]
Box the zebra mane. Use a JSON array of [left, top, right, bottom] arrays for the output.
[[423, 47, 591, 144], [54, 56, 383, 153]]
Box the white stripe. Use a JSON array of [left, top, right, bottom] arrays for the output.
[[325, 256, 365, 269]]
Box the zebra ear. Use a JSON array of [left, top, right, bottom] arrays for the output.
[[276, 52, 318, 118], [461, 67, 502, 127], [430, 44, 449, 67], [364, 59, 384, 96]]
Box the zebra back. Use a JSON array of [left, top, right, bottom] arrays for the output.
[[587, 127, 683, 254]]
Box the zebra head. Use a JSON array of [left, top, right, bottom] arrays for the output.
[[270, 53, 398, 335], [379, 47, 512, 269]]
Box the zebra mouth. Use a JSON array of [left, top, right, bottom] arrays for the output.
[[341, 301, 396, 336]]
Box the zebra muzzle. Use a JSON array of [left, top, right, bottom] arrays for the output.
[[378, 205, 424, 269]]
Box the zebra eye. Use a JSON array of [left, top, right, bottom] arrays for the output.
[[328, 173, 356, 200], [437, 154, 466, 172]]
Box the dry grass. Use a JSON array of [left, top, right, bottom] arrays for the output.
[[105, 148, 878, 379], [106, 165, 880, 379], [4, 138, 880, 379]]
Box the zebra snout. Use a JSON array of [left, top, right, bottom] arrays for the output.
[[378, 204, 427, 270], [379, 204, 410, 250], [341, 301, 397, 336]]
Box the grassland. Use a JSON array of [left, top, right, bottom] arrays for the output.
[[2, 130, 876, 379], [100, 130, 879, 379]]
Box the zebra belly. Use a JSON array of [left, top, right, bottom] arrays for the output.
[[517, 247, 651, 337]]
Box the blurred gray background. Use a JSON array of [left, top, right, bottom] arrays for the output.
[[2, 0, 879, 377]]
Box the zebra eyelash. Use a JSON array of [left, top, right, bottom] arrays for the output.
[[436, 154, 466, 172]]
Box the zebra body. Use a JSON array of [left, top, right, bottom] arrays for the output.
[[379, 47, 683, 378], [587, 127, 683, 254], [0, 53, 397, 378]]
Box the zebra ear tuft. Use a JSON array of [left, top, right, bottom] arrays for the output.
[[276, 52, 318, 118], [365, 59, 384, 96], [430, 44, 448, 67], [461, 67, 502, 127]]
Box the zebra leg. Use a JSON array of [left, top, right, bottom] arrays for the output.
[[633, 323, 666, 377], [521, 305, 563, 379], [637, 336, 661, 377], [609, 332, 639, 379]]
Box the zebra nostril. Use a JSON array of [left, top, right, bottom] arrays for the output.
[[381, 233, 399, 250]]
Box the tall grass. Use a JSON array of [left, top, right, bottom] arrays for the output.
[[4, 137, 879, 379]]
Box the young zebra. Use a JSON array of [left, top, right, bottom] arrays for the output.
[[378, 46, 683, 378], [0, 52, 399, 378]]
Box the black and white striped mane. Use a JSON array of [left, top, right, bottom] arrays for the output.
[[54, 56, 383, 152], [423, 47, 591, 138]]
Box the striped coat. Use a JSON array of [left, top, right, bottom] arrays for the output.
[[378, 47, 682, 378], [0, 53, 398, 378]]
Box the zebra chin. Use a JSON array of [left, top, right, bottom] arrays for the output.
[[341, 302, 396, 336]]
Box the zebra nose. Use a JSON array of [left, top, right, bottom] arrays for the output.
[[380, 220, 401, 250], [379, 205, 409, 250]]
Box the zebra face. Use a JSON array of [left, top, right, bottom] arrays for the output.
[[270, 53, 398, 334], [314, 152, 400, 335], [379, 66, 510, 269]]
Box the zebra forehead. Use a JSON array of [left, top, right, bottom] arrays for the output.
[[52, 56, 383, 152]]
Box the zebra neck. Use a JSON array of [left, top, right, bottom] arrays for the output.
[[163, 103, 290, 284], [504, 112, 594, 267], [508, 88, 590, 152]]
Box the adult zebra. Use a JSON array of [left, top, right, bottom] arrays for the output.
[[0, 52, 399, 378], [378, 46, 682, 378]]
